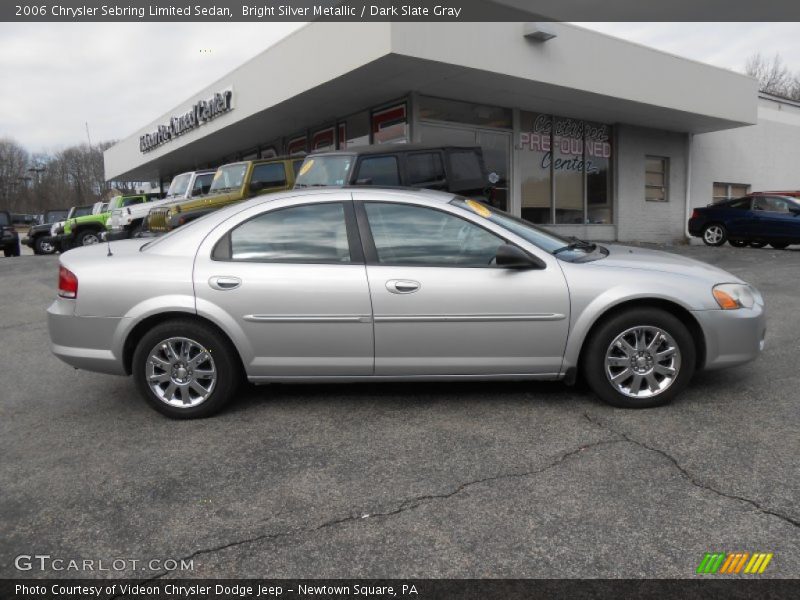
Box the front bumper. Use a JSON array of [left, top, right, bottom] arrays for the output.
[[47, 298, 127, 375], [693, 303, 767, 370]]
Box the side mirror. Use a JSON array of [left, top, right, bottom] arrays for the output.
[[495, 244, 545, 269]]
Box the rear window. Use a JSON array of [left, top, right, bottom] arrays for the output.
[[449, 150, 482, 181], [727, 197, 751, 210]]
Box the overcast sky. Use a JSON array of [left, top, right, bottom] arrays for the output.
[[1, 22, 799, 153]]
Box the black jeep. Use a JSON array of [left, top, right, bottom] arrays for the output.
[[294, 144, 494, 201], [22, 208, 70, 254]]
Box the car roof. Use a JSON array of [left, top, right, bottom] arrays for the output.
[[307, 143, 481, 157]]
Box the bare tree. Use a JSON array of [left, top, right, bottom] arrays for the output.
[[745, 52, 800, 100]]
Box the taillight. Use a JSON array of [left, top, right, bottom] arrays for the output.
[[691, 209, 700, 219], [58, 266, 78, 299]]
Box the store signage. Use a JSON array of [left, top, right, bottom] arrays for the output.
[[518, 116, 611, 174], [139, 88, 234, 153]]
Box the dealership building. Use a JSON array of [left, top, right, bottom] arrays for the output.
[[104, 21, 800, 243]]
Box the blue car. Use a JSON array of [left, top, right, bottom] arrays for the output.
[[688, 194, 800, 249]]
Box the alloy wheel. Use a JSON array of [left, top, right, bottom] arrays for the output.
[[703, 225, 724, 245], [146, 337, 217, 408], [605, 326, 681, 399]]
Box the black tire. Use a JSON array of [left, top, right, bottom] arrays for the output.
[[749, 240, 768, 248], [130, 223, 143, 238], [2, 247, 10, 257], [33, 236, 56, 255], [728, 239, 748, 248], [76, 229, 102, 247], [701, 223, 727, 246], [132, 319, 241, 419], [582, 308, 696, 409], [769, 242, 789, 250]]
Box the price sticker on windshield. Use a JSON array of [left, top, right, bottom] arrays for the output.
[[298, 160, 314, 177], [465, 199, 492, 218]]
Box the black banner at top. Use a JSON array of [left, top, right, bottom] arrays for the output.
[[3, 0, 800, 22]]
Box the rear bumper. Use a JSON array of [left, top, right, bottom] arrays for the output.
[[692, 304, 767, 370], [47, 298, 127, 375], [687, 218, 704, 237]]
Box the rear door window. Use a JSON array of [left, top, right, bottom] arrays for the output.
[[250, 163, 287, 189], [407, 152, 445, 186], [355, 156, 400, 186], [448, 150, 482, 181]]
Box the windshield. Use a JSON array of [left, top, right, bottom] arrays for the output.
[[74, 206, 93, 217], [45, 210, 68, 223], [451, 198, 603, 260], [294, 156, 353, 187], [209, 164, 248, 193], [166, 173, 192, 198]]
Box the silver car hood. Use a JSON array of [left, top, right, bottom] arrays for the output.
[[591, 244, 744, 284]]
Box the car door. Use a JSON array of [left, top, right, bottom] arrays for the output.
[[751, 196, 800, 240], [193, 195, 374, 378], [719, 197, 756, 237], [354, 192, 570, 376]]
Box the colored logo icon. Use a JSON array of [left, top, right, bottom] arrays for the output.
[[696, 552, 773, 574]]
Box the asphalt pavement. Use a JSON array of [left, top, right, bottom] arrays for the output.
[[0, 244, 797, 579]]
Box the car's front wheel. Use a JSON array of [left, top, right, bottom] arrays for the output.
[[583, 308, 696, 408], [702, 224, 727, 246], [132, 319, 241, 418]]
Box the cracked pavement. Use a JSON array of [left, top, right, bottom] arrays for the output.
[[1, 244, 798, 579]]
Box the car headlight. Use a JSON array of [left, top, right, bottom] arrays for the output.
[[713, 283, 760, 310]]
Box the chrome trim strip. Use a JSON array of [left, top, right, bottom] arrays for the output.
[[243, 315, 372, 323], [373, 313, 566, 323]]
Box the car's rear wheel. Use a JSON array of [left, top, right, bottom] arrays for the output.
[[749, 240, 768, 248], [583, 308, 696, 408], [769, 242, 789, 249], [76, 230, 102, 247], [728, 239, 748, 248], [132, 319, 241, 418], [34, 236, 55, 254], [702, 224, 727, 246]]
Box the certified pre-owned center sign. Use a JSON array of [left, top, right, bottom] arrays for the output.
[[139, 87, 233, 153]]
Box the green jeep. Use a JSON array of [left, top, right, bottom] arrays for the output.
[[145, 156, 303, 233], [55, 195, 148, 248]]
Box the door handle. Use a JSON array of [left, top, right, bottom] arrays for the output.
[[386, 279, 421, 294], [209, 276, 242, 291]]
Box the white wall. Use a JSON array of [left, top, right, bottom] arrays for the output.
[[691, 96, 800, 207], [616, 125, 689, 243]]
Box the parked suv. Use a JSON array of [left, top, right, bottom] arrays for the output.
[[295, 145, 492, 199], [107, 171, 215, 240], [51, 196, 147, 249], [22, 208, 70, 254], [146, 158, 302, 232], [1, 210, 21, 257]]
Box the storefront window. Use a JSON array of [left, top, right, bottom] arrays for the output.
[[372, 103, 408, 144], [585, 122, 612, 223], [419, 96, 512, 129], [519, 111, 613, 225], [310, 126, 335, 151], [285, 134, 308, 155], [338, 112, 370, 149], [519, 112, 552, 224]]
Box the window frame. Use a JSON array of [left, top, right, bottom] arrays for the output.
[[355, 200, 513, 269], [645, 156, 669, 203], [212, 200, 364, 265]]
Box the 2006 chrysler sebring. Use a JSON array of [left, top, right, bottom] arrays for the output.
[[47, 189, 766, 418]]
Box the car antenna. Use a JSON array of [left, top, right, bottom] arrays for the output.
[[106, 236, 113, 257]]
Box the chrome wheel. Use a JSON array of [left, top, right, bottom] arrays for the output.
[[39, 241, 55, 253], [146, 337, 216, 408], [605, 326, 681, 399], [703, 225, 724, 245], [80, 233, 100, 245]]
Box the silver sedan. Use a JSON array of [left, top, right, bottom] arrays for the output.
[[47, 189, 766, 418]]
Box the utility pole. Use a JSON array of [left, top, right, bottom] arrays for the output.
[[85, 122, 93, 147]]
